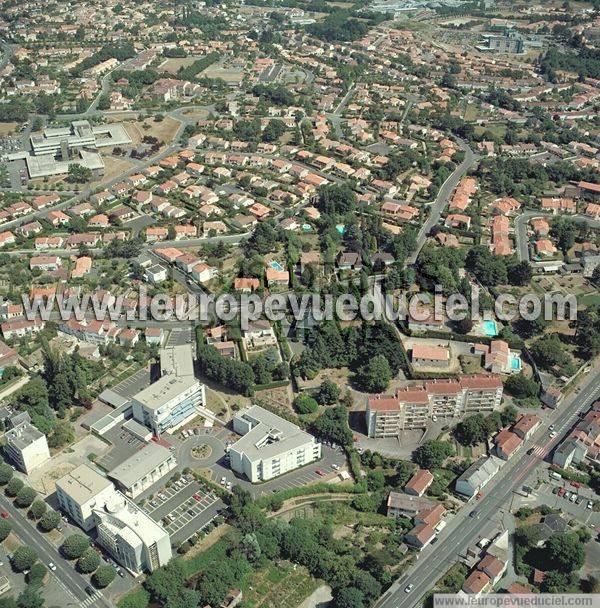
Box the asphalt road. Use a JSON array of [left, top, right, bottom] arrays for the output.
[[514, 210, 600, 263], [0, 493, 109, 608], [375, 365, 600, 608], [407, 139, 479, 265]]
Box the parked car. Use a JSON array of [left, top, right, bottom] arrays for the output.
[[48, 562, 56, 572], [0, 512, 9, 519], [404, 584, 414, 593], [558, 487, 565, 497], [587, 501, 594, 510], [315, 469, 325, 476], [85, 586, 95, 596], [193, 493, 201, 502]]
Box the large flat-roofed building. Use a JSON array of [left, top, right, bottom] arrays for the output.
[[108, 442, 177, 498], [366, 375, 503, 438], [93, 492, 172, 574], [131, 344, 205, 436], [55, 464, 118, 531], [229, 405, 321, 483], [4, 417, 50, 474]]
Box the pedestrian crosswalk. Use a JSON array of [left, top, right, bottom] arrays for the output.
[[530, 444, 549, 459], [80, 591, 102, 607]]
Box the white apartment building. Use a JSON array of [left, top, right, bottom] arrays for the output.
[[4, 418, 50, 474], [366, 375, 503, 438], [55, 464, 119, 531], [93, 493, 172, 574], [229, 405, 322, 483], [108, 442, 176, 499], [131, 344, 206, 436]]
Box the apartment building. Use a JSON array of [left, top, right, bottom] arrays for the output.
[[131, 344, 205, 436], [229, 405, 322, 482], [366, 375, 503, 438], [4, 416, 50, 474]]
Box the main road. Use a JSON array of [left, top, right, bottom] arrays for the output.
[[374, 364, 600, 608]]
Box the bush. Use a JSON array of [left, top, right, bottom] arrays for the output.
[[0, 463, 13, 485], [61, 534, 91, 560], [117, 587, 150, 608], [293, 394, 318, 414], [12, 546, 38, 572], [77, 548, 101, 573], [5, 478, 23, 497], [93, 565, 116, 589]]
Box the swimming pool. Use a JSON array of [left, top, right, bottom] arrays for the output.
[[269, 260, 284, 272], [336, 224, 346, 235], [510, 355, 522, 371], [483, 319, 498, 337]]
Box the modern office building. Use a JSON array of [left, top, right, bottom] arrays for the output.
[[92, 492, 172, 574], [4, 416, 50, 474], [55, 464, 172, 574], [55, 464, 118, 531], [229, 405, 322, 482], [366, 375, 503, 438], [131, 344, 205, 436], [108, 442, 177, 499]]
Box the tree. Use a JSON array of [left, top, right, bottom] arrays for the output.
[[317, 183, 357, 215], [541, 570, 573, 593], [505, 373, 539, 399], [67, 163, 92, 184], [5, 478, 24, 497], [0, 464, 13, 485], [27, 563, 47, 587], [29, 500, 46, 520], [15, 487, 36, 509], [293, 394, 319, 414], [12, 546, 38, 572], [508, 261, 533, 286], [77, 548, 101, 573], [530, 334, 570, 370], [550, 216, 576, 253], [0, 519, 11, 542], [16, 586, 44, 608], [455, 414, 492, 446], [500, 405, 519, 427], [514, 524, 541, 547], [38, 510, 60, 532], [332, 587, 364, 608], [546, 533, 585, 572], [118, 589, 150, 608], [355, 355, 391, 393], [313, 405, 353, 446], [315, 379, 340, 405], [465, 246, 508, 286], [144, 560, 187, 605], [414, 440, 454, 469], [60, 534, 90, 560], [454, 318, 474, 334], [93, 564, 116, 588]]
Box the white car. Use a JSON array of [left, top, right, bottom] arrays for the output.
[[331, 464, 340, 471], [226, 482, 232, 490], [404, 584, 414, 593], [570, 493, 577, 503], [220, 476, 227, 485], [587, 500, 594, 509], [48, 562, 56, 572], [549, 431, 557, 438]]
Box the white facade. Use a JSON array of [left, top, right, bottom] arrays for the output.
[[55, 464, 119, 531], [4, 421, 50, 474], [93, 493, 172, 574], [229, 405, 321, 483]]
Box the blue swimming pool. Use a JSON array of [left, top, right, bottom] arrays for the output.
[[510, 355, 522, 371], [483, 319, 499, 337], [269, 260, 284, 272], [336, 224, 345, 235]]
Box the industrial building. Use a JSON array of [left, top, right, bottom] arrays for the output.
[[366, 375, 503, 438], [131, 344, 206, 436], [108, 442, 177, 498], [229, 405, 322, 482], [4, 414, 50, 474]]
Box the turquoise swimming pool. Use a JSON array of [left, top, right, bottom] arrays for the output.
[[483, 319, 499, 337], [269, 260, 284, 272], [510, 355, 522, 371], [336, 224, 345, 235]]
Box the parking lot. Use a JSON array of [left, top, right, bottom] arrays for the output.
[[166, 328, 194, 347], [143, 474, 224, 545], [111, 367, 152, 400]]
